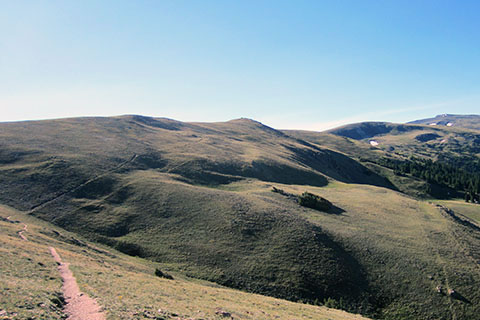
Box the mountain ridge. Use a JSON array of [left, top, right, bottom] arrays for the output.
[[1, 114, 480, 319], [408, 114, 480, 131]]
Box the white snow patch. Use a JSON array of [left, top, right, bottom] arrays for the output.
[[429, 122, 437, 126], [370, 140, 379, 146]]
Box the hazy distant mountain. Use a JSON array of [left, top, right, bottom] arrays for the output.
[[325, 122, 418, 140], [408, 114, 480, 131]]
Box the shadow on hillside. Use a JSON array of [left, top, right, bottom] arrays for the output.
[[169, 159, 329, 187], [285, 144, 398, 191], [451, 291, 471, 304], [328, 205, 345, 215]]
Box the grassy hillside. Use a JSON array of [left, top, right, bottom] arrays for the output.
[[0, 204, 369, 320], [281, 181, 480, 319], [2, 115, 480, 319], [34, 171, 369, 307], [290, 121, 480, 161], [0, 116, 392, 211], [0, 116, 392, 312], [433, 199, 480, 226], [325, 122, 420, 140]]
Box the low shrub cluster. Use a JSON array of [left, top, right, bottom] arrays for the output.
[[272, 188, 333, 212], [298, 191, 332, 212], [155, 268, 174, 280]]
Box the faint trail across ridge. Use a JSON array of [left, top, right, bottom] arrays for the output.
[[29, 154, 137, 214], [49, 247, 105, 320]]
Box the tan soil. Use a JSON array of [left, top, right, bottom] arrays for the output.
[[49, 247, 106, 320], [17, 224, 28, 241]]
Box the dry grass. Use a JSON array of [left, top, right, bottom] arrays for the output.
[[248, 181, 480, 319], [0, 204, 369, 320]]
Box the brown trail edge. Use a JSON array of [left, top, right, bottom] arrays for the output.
[[49, 247, 106, 320]]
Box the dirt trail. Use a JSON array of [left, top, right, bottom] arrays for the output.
[[3, 215, 27, 240], [49, 247, 106, 320], [17, 224, 28, 241]]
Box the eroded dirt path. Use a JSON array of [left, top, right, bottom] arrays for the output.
[[49, 247, 106, 320], [4, 216, 28, 241], [17, 224, 28, 241]]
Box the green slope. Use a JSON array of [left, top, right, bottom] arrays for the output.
[[0, 115, 393, 211], [292, 182, 480, 319], [34, 171, 370, 306], [0, 204, 370, 320], [1, 115, 480, 319], [0, 116, 391, 313]]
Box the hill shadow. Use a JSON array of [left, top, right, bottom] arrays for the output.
[[170, 159, 329, 187], [285, 144, 398, 191], [328, 205, 346, 215]]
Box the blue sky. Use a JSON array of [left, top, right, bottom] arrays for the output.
[[1, 0, 479, 130]]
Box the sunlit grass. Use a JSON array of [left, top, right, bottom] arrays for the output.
[[0, 205, 368, 320]]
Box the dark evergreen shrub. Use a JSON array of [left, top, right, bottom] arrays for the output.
[[298, 192, 332, 212], [155, 268, 174, 280]]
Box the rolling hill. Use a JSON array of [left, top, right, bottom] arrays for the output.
[[1, 114, 480, 319], [0, 204, 369, 320]]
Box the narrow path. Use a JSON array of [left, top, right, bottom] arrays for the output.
[[49, 247, 106, 320], [17, 224, 28, 241]]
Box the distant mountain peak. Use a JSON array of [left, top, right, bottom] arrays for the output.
[[408, 114, 480, 130]]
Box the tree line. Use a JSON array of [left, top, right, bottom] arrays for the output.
[[375, 156, 480, 202]]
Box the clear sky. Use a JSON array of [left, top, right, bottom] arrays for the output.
[[1, 0, 479, 130]]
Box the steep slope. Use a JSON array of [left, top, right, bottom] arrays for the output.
[[0, 204, 370, 320]]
